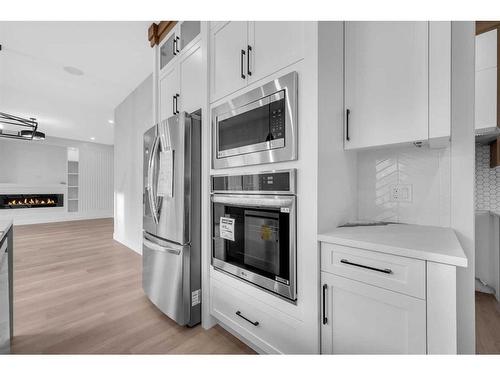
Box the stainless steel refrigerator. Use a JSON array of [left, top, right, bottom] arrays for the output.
[[142, 112, 201, 327]]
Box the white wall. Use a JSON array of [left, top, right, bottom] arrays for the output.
[[0, 139, 67, 185], [0, 136, 114, 225], [357, 145, 451, 227], [113, 74, 152, 254]]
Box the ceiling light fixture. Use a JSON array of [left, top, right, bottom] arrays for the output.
[[108, 119, 114, 124], [90, 137, 95, 141], [63, 66, 84, 76], [0, 112, 45, 141], [20, 129, 46, 140]]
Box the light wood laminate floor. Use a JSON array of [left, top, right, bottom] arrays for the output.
[[11, 218, 254, 354], [476, 291, 500, 354]]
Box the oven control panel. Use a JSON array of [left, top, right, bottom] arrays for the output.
[[212, 170, 296, 194]]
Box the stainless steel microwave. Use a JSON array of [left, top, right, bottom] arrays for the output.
[[212, 71, 298, 169]]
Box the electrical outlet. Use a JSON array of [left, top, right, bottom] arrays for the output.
[[390, 184, 413, 203]]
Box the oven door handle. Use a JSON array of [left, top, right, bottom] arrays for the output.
[[211, 194, 294, 209]]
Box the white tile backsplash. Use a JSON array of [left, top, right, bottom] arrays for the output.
[[475, 144, 500, 211], [357, 146, 451, 226]]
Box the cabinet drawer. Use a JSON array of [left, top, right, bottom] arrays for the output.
[[210, 278, 304, 354], [321, 243, 425, 299]]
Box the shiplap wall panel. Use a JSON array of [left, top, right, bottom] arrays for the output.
[[79, 143, 114, 213]]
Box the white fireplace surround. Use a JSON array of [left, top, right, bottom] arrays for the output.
[[0, 183, 111, 225]]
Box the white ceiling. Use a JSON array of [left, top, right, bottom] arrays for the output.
[[0, 21, 153, 145]]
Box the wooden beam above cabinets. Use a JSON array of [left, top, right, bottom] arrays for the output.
[[148, 21, 177, 47], [476, 21, 500, 35]]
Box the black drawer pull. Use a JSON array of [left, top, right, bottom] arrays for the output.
[[247, 45, 252, 76], [235, 310, 259, 326], [175, 36, 180, 53], [322, 284, 328, 325], [340, 258, 392, 274], [346, 108, 350, 141], [240, 49, 246, 79], [172, 96, 176, 115]]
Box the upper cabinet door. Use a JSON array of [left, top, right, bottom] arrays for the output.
[[179, 43, 203, 114], [210, 21, 248, 103], [160, 32, 178, 71], [248, 22, 305, 84], [159, 65, 180, 122], [475, 29, 498, 130], [180, 21, 201, 52], [344, 22, 429, 149]]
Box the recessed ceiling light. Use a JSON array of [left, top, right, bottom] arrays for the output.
[[90, 137, 95, 141], [63, 66, 84, 76], [108, 119, 114, 124]]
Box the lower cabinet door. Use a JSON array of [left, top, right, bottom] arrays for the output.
[[320, 272, 426, 354]]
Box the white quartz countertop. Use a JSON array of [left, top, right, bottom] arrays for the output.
[[0, 218, 13, 241], [318, 223, 468, 267]]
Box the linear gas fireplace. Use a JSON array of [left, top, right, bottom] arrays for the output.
[[0, 194, 64, 209]]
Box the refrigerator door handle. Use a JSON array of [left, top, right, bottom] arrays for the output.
[[143, 238, 181, 255], [147, 135, 161, 224]]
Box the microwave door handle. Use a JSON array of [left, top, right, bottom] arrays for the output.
[[147, 135, 160, 224]]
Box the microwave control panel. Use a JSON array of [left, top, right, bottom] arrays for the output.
[[270, 97, 285, 141]]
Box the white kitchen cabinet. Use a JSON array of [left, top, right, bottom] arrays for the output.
[[344, 22, 429, 149], [475, 29, 498, 131], [210, 276, 307, 354], [159, 64, 180, 121], [319, 224, 467, 354], [159, 32, 177, 71], [179, 43, 203, 114], [159, 41, 202, 121], [344, 22, 452, 149], [210, 21, 248, 102], [159, 21, 201, 73], [248, 22, 305, 84], [210, 21, 305, 103], [320, 272, 426, 354]]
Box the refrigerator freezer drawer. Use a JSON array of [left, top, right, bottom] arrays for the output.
[[142, 236, 191, 326]]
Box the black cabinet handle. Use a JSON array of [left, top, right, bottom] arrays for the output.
[[235, 310, 259, 326], [247, 45, 252, 76], [175, 36, 180, 53], [173, 38, 177, 56], [240, 49, 246, 80], [175, 93, 180, 114], [172, 96, 176, 115], [346, 108, 350, 141], [322, 284, 328, 325], [340, 258, 393, 274]]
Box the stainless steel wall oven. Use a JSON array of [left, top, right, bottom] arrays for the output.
[[212, 71, 298, 169], [211, 170, 297, 301]]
